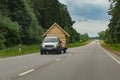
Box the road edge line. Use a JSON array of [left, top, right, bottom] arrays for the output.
[[104, 49, 120, 64], [98, 44, 120, 64]]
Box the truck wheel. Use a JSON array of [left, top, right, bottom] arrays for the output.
[[56, 50, 61, 54], [41, 51, 44, 55], [59, 50, 62, 54], [44, 51, 47, 55]]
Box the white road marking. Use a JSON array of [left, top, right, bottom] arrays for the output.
[[104, 50, 120, 64], [98, 44, 120, 64], [56, 58, 61, 61], [19, 69, 35, 76]]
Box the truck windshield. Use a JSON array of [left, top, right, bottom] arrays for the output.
[[43, 38, 59, 42]]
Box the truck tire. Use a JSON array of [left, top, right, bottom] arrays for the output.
[[56, 50, 61, 54], [59, 50, 62, 54], [41, 51, 44, 55]]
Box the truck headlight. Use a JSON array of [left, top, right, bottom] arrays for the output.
[[42, 44, 45, 47], [54, 44, 58, 48]]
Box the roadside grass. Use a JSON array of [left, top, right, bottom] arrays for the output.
[[0, 40, 92, 58], [100, 40, 120, 56], [0, 45, 40, 57], [68, 40, 92, 48]]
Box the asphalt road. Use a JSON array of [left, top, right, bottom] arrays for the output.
[[0, 41, 120, 80]]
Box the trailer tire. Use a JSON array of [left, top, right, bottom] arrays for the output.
[[63, 49, 66, 53]]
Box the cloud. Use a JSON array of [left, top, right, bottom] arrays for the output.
[[59, 0, 110, 21], [72, 20, 109, 37], [66, 0, 109, 8], [58, 0, 110, 37], [58, 0, 67, 4], [69, 4, 109, 21]]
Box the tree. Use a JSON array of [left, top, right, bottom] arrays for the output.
[[33, 0, 79, 43], [107, 0, 120, 43], [6, 0, 43, 44], [59, 4, 73, 27], [80, 33, 89, 42], [0, 0, 82, 49], [33, 0, 60, 29], [98, 31, 105, 40], [0, 15, 20, 48], [0, 23, 6, 49]]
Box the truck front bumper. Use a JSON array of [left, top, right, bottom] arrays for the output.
[[41, 47, 59, 53]]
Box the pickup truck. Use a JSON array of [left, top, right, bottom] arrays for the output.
[[40, 36, 62, 54]]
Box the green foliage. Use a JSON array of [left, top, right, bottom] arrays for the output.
[[0, 44, 40, 57], [0, 0, 9, 16], [98, 31, 105, 40], [106, 0, 120, 43], [64, 26, 89, 43], [59, 4, 73, 27], [0, 33, 6, 50], [33, 0, 60, 28], [80, 33, 89, 42], [0, 15, 20, 49], [0, 0, 85, 51], [33, 0, 72, 28], [105, 43, 120, 52], [68, 40, 92, 48], [6, 0, 44, 44], [64, 26, 81, 43], [101, 41, 120, 54], [33, 0, 80, 43]]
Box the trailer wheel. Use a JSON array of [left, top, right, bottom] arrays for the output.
[[63, 49, 66, 53]]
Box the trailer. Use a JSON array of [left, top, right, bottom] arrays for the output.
[[42, 23, 70, 53]]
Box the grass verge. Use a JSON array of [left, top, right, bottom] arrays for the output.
[[68, 40, 92, 48], [0, 40, 92, 58], [0, 44, 40, 58], [100, 40, 120, 57]]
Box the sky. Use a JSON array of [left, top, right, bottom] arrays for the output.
[[58, 0, 110, 37]]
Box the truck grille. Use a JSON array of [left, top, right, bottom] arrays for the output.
[[45, 45, 54, 48]]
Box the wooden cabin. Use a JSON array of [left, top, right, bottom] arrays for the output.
[[42, 23, 70, 51]]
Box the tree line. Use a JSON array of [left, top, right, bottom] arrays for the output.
[[0, 0, 89, 50], [98, 0, 120, 43]]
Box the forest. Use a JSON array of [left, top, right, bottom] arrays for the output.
[[0, 0, 89, 50], [98, 0, 120, 44]]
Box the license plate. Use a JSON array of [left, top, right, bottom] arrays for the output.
[[47, 48, 52, 50]]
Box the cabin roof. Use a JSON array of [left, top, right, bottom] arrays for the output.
[[42, 23, 70, 37]]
